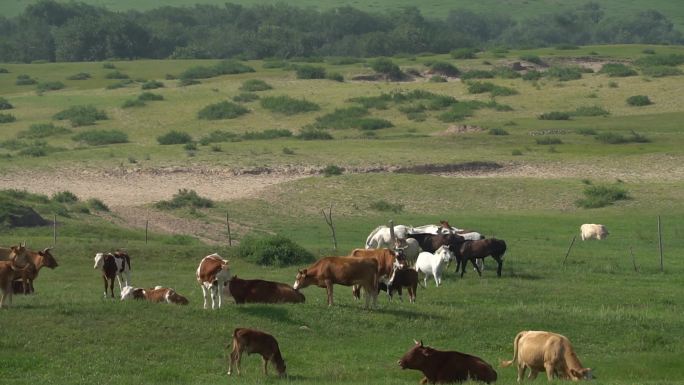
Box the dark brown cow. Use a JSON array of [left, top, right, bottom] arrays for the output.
[[349, 248, 397, 300], [455, 238, 507, 277], [294, 256, 378, 308], [120, 286, 189, 305], [398, 340, 498, 384], [384, 267, 419, 303], [228, 328, 286, 377], [227, 276, 304, 304], [407, 232, 465, 254]]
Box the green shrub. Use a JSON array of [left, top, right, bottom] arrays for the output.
[[571, 106, 610, 117], [634, 54, 684, 67], [15, 75, 37, 85], [519, 54, 543, 65], [641, 66, 683, 77], [358, 118, 393, 130], [72, 129, 128, 145], [295, 65, 326, 79], [322, 164, 344, 176], [180, 61, 254, 80], [297, 128, 333, 140], [460, 70, 494, 80], [18, 123, 70, 139], [233, 93, 259, 103], [53, 105, 107, 127], [17, 145, 47, 157], [488, 128, 509, 136], [282, 147, 295, 155], [105, 71, 129, 79], [535, 137, 563, 145], [545, 66, 582, 81], [102, 63, 116, 69], [539, 111, 571, 120], [237, 234, 314, 267], [522, 70, 543, 81], [0, 97, 12, 110], [326, 72, 344, 82], [157, 131, 193, 145], [0, 68, 8, 73], [0, 113, 16, 123], [369, 200, 404, 213], [183, 142, 197, 151], [626, 95, 652, 106], [437, 100, 490, 122], [450, 47, 478, 59], [87, 198, 109, 212], [106, 80, 133, 89], [642, 49, 656, 55], [576, 128, 597, 136], [314, 107, 368, 129], [327, 56, 364, 65], [52, 191, 78, 203], [138, 92, 164, 101], [576, 184, 629, 208], [599, 63, 637, 77], [67, 72, 90, 80], [36, 81, 65, 93], [556, 44, 579, 50], [154, 189, 213, 210], [198, 101, 249, 120], [429, 75, 447, 83], [122, 99, 146, 108], [511, 149, 523, 156], [141, 80, 164, 90], [596, 130, 650, 144], [467, 81, 517, 96], [242, 129, 292, 140], [370, 57, 403, 80], [492, 67, 521, 79], [262, 60, 288, 68], [607, 81, 618, 88], [179, 78, 201, 87], [240, 79, 272, 91], [261, 96, 319, 115], [429, 62, 459, 77], [199, 130, 238, 145]]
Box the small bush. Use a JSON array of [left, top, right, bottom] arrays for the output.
[[261, 96, 319, 115], [102, 63, 116, 69], [492, 67, 521, 79], [72, 129, 128, 145], [607, 81, 618, 88], [122, 99, 146, 108], [138, 92, 164, 101], [0, 68, 9, 73], [327, 56, 364, 65], [183, 142, 197, 151], [297, 128, 333, 140], [67, 72, 90, 80], [539, 111, 571, 120], [322, 164, 344, 176], [370, 57, 403, 80], [576, 184, 629, 208], [429, 62, 459, 77], [105, 71, 129, 79], [262, 60, 288, 68], [211, 145, 222, 152], [242, 129, 292, 140], [295, 65, 326, 79], [52, 191, 78, 203], [488, 128, 509, 136], [198, 101, 249, 120], [326, 72, 344, 82], [15, 75, 37, 85], [233, 93, 259, 103], [429, 75, 447, 83], [154, 189, 213, 210], [237, 234, 314, 267], [17, 145, 47, 157], [511, 149, 523, 156], [106, 80, 133, 89], [179, 78, 201, 87], [157, 131, 193, 145], [141, 80, 164, 90], [199, 130, 238, 145], [641, 66, 683, 77], [467, 81, 517, 96], [18, 123, 71, 138], [519, 54, 543, 65], [54, 105, 107, 127], [571, 106, 610, 117], [0, 97, 12, 110], [314, 106, 368, 129], [599, 63, 637, 77], [358, 118, 393, 130], [450, 47, 478, 59], [369, 200, 404, 213], [282, 147, 295, 155], [180, 61, 254, 80], [87, 198, 109, 211], [36, 81, 65, 93], [522, 70, 543, 81], [0, 113, 16, 124], [545, 66, 582, 81], [634, 54, 684, 67], [576, 128, 597, 136], [535, 137, 563, 145], [642, 49, 656, 55], [596, 130, 650, 144], [240, 79, 272, 91], [460, 70, 494, 80], [626, 95, 652, 106]]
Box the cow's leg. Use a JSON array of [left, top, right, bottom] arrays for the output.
[[495, 256, 503, 277], [434, 270, 440, 287], [262, 356, 269, 375], [544, 363, 555, 381], [325, 280, 334, 306], [210, 282, 218, 310], [201, 285, 209, 309], [528, 369, 539, 380], [409, 285, 416, 303], [460, 259, 467, 278], [517, 363, 527, 382], [109, 278, 115, 298], [217, 281, 224, 309], [102, 276, 108, 298]]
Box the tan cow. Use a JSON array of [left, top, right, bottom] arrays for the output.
[[580, 224, 609, 241], [501, 331, 593, 382], [349, 248, 397, 300]]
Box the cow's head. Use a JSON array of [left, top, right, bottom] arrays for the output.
[[398, 340, 432, 370], [93, 253, 105, 269], [120, 286, 142, 301], [167, 290, 189, 305], [293, 269, 310, 290], [570, 368, 593, 380], [39, 248, 58, 269], [273, 356, 287, 377]]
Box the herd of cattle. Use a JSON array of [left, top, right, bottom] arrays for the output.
[[0, 220, 609, 383]]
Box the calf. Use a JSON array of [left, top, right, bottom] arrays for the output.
[[120, 285, 189, 305], [228, 328, 286, 377], [196, 253, 231, 310], [455, 239, 506, 278], [398, 340, 497, 384], [384, 266, 419, 303], [94, 251, 132, 298], [227, 276, 304, 304]]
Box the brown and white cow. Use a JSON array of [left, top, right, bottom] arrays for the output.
[[196, 253, 231, 310], [227, 276, 304, 304], [399, 340, 498, 384], [294, 256, 378, 308], [501, 331, 593, 382], [228, 328, 286, 377], [94, 251, 131, 298], [120, 285, 189, 305]]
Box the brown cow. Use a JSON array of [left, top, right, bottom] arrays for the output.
[[120, 286, 189, 305], [399, 340, 497, 384], [10, 247, 58, 294], [0, 261, 31, 308], [227, 276, 304, 304], [196, 253, 231, 310], [349, 248, 397, 300], [228, 328, 286, 377], [501, 331, 593, 382], [455, 238, 506, 278], [294, 256, 378, 308]]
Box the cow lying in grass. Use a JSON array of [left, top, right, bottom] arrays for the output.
[[228, 328, 286, 377], [227, 276, 304, 304], [120, 285, 189, 305]]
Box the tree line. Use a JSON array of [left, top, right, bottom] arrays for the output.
[[0, 0, 682, 63]]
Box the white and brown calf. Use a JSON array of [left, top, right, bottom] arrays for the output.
[[196, 253, 231, 309], [120, 285, 189, 305]]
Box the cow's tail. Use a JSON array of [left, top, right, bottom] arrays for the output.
[[365, 226, 383, 248], [500, 331, 524, 368]]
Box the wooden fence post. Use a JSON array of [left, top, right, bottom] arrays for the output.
[[562, 235, 577, 266], [658, 215, 664, 272], [145, 220, 149, 245], [322, 204, 337, 252], [630, 246, 638, 272], [226, 213, 232, 247], [53, 214, 57, 246]]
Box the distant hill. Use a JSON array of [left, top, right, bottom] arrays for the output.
[[3, 0, 684, 30]]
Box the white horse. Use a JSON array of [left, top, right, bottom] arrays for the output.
[[414, 245, 454, 287], [365, 225, 411, 249]]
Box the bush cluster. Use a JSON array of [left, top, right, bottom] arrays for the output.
[[576, 184, 629, 208], [239, 79, 272, 91], [428, 62, 459, 77], [260, 96, 320, 115], [369, 200, 404, 213], [67, 72, 91, 80], [157, 131, 193, 145], [233, 93, 259, 103], [72, 129, 128, 145], [0, 113, 16, 124], [36, 81, 66, 93], [198, 101, 249, 120], [154, 189, 214, 210], [179, 60, 254, 80], [467, 82, 518, 96], [141, 80, 164, 90], [16, 75, 37, 85], [105, 71, 129, 79], [295, 65, 326, 79], [641, 66, 683, 77], [538, 111, 571, 120], [237, 234, 314, 267], [599, 63, 637, 77], [450, 48, 478, 59], [0, 97, 12, 110], [595, 131, 650, 144], [53, 105, 108, 127], [297, 128, 333, 140], [18, 123, 71, 139], [242, 129, 292, 140], [626, 95, 652, 106], [544, 66, 583, 81]]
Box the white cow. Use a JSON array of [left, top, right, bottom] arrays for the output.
[[365, 225, 411, 249], [414, 245, 454, 287], [580, 224, 609, 240]]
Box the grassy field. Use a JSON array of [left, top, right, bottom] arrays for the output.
[[2, 44, 684, 384], [3, 0, 684, 30]]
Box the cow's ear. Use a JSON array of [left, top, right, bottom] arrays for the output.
[[570, 369, 581, 378], [300, 269, 307, 275]]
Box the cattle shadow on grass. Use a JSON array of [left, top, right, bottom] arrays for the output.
[[234, 305, 299, 326]]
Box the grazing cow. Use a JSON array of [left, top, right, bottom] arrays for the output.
[[228, 328, 286, 377], [10, 247, 58, 294], [455, 239, 507, 278], [501, 331, 593, 382], [415, 245, 454, 287], [94, 251, 131, 298], [384, 265, 419, 302], [398, 340, 498, 384], [365, 225, 412, 249], [294, 256, 378, 308], [196, 253, 231, 310], [227, 276, 304, 304], [580, 224, 609, 241], [120, 285, 189, 305], [407, 232, 465, 254], [349, 248, 398, 300]]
